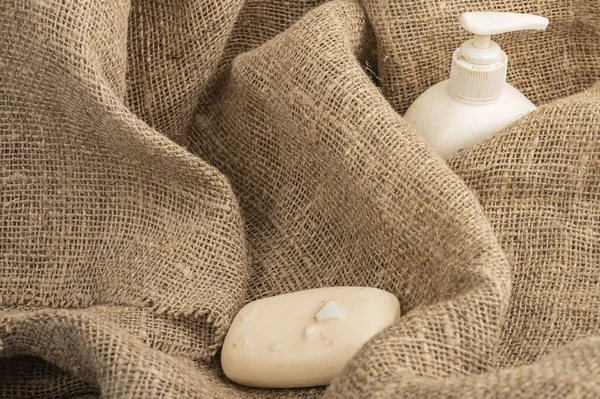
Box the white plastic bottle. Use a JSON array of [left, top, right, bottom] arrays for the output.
[[403, 12, 549, 159]]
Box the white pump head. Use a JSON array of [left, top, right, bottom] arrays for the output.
[[449, 12, 549, 102]]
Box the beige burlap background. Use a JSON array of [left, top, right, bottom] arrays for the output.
[[1, 0, 598, 397]]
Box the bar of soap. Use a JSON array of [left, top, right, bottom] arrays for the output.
[[221, 287, 400, 388]]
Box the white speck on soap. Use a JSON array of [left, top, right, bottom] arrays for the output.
[[315, 300, 343, 321], [304, 324, 315, 338]]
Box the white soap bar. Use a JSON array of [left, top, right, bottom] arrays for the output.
[[221, 287, 400, 388]]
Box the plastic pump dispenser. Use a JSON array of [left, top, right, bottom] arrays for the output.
[[404, 12, 549, 159]]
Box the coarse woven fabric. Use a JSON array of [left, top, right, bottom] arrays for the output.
[[0, 0, 598, 397]]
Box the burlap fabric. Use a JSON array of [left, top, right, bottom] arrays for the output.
[[1, 0, 598, 397]]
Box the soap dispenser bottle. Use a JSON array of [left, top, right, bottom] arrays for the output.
[[403, 12, 549, 159]]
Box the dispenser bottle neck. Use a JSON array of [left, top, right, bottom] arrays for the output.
[[448, 40, 508, 103], [447, 12, 548, 102], [472, 34, 491, 49]]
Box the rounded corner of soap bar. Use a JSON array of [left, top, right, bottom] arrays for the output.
[[221, 286, 400, 388]]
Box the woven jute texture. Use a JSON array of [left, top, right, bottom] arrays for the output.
[[1, 0, 598, 397]]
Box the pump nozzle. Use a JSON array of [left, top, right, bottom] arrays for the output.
[[449, 12, 549, 102], [461, 12, 549, 49]]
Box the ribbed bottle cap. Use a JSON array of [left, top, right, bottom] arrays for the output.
[[449, 46, 508, 102]]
